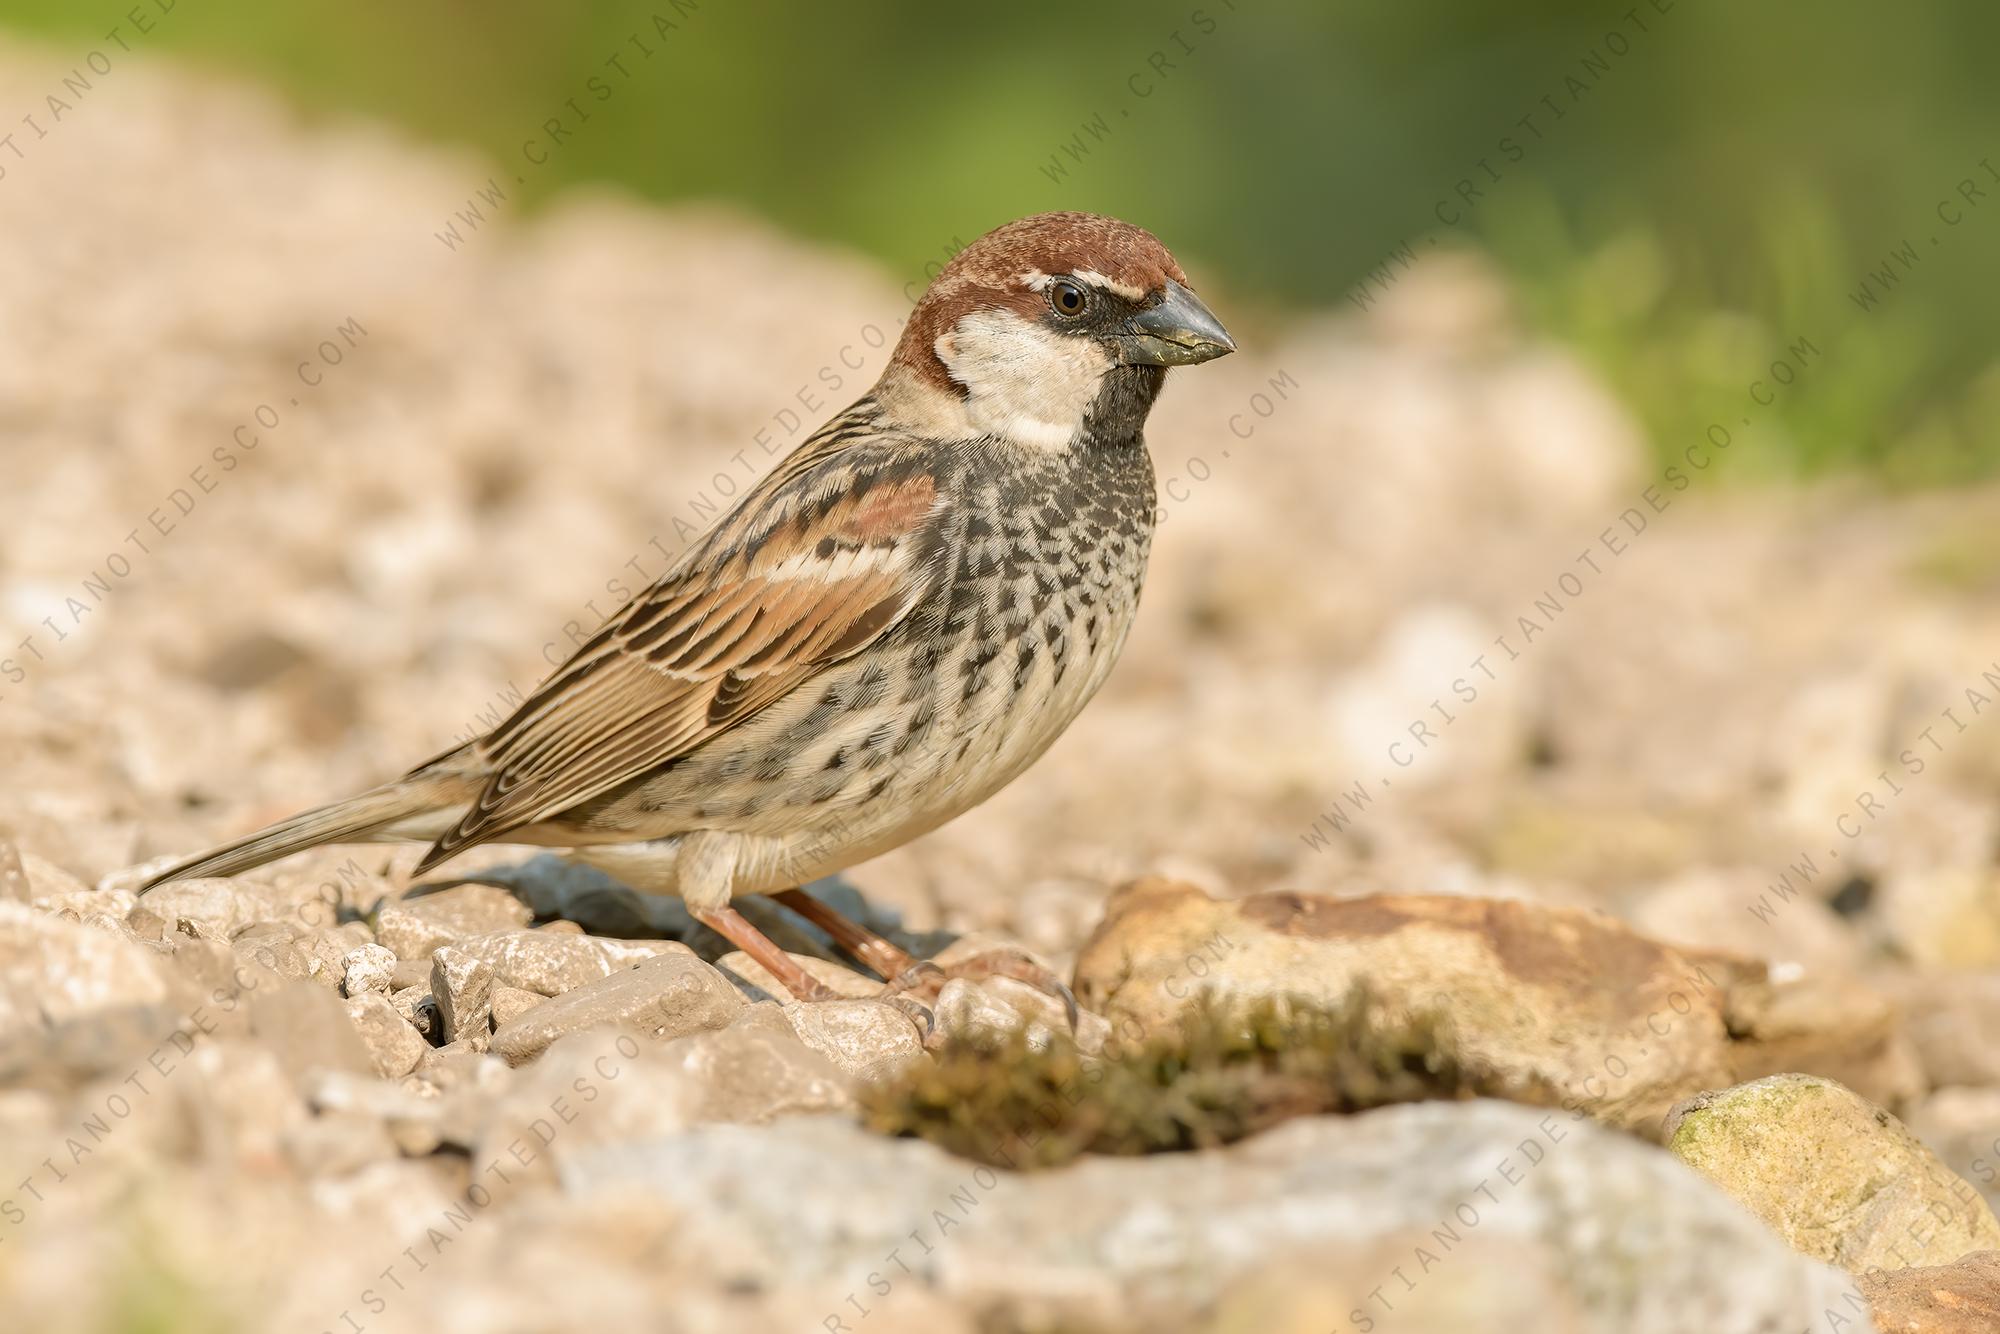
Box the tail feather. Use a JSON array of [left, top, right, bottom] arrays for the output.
[[142, 778, 460, 890]]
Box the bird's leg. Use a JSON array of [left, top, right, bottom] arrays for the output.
[[690, 904, 843, 1003], [770, 887, 931, 982], [772, 888, 1078, 1030]]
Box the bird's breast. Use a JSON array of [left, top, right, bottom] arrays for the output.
[[901, 439, 1157, 800]]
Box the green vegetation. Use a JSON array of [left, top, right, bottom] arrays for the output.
[[859, 992, 1547, 1170], [6, 2, 1997, 480], [101, 1223, 239, 1334]]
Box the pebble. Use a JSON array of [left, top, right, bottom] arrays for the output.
[[430, 946, 495, 1047], [446, 929, 678, 997], [247, 981, 377, 1085], [340, 943, 398, 997], [1857, 1248, 2000, 1332], [0, 901, 173, 1028], [489, 947, 745, 1066], [490, 984, 545, 1029], [373, 883, 534, 960], [132, 877, 250, 941], [1667, 1074, 2000, 1273], [344, 990, 428, 1079], [387, 984, 440, 1041], [781, 997, 925, 1079]]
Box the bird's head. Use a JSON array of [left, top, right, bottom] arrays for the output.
[[882, 211, 1234, 449]]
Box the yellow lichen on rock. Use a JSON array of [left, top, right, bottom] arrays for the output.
[[1666, 1074, 2000, 1275]]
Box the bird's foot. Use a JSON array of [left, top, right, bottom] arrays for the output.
[[883, 949, 1079, 1032], [789, 975, 845, 1003]]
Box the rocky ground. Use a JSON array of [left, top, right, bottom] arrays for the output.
[[5, 36, 2000, 1334]]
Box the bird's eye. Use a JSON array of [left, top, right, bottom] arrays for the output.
[[1049, 278, 1089, 318]]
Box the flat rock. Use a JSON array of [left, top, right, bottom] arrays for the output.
[[231, 925, 318, 986], [1666, 1074, 2000, 1273], [133, 877, 252, 940], [0, 901, 173, 1028], [1073, 879, 1733, 1133], [374, 883, 533, 960], [668, 1006, 853, 1123], [780, 997, 925, 1079], [343, 991, 427, 1079], [247, 980, 377, 1085], [489, 946, 745, 1066], [1859, 1250, 2000, 1333], [445, 929, 677, 997], [564, 1101, 1869, 1333], [490, 983, 545, 1029], [233, 877, 352, 933], [472, 1015, 849, 1192]]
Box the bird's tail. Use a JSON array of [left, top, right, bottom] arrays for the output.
[[142, 767, 475, 890]]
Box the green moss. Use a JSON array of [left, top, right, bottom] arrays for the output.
[[860, 991, 1550, 1170], [102, 1226, 241, 1334], [1673, 1078, 1816, 1147], [1667, 1106, 1718, 1157]]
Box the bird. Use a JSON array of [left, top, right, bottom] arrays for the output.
[[143, 210, 1235, 1015]]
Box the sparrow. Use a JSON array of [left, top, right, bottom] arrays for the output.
[[144, 211, 1235, 1013]]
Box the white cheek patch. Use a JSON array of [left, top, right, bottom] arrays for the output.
[[935, 308, 1111, 450]]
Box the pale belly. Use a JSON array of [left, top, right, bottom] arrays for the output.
[[761, 597, 1140, 888], [557, 566, 1144, 898]]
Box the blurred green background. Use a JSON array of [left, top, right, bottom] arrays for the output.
[[5, 0, 1997, 483]]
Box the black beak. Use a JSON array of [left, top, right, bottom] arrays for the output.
[[1114, 279, 1236, 366]]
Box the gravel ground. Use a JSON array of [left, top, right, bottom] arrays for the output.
[[4, 38, 2000, 1334]]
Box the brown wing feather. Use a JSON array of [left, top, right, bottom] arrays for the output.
[[414, 423, 947, 873]]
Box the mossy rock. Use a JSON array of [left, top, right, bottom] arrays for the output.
[[1665, 1074, 2000, 1274], [859, 990, 1552, 1170]]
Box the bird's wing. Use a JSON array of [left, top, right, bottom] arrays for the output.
[[414, 419, 950, 872]]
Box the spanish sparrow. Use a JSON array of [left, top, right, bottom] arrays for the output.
[[145, 211, 1235, 1011]]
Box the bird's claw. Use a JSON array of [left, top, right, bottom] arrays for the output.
[[888, 960, 947, 993], [883, 949, 1080, 1033], [882, 994, 935, 1038]]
